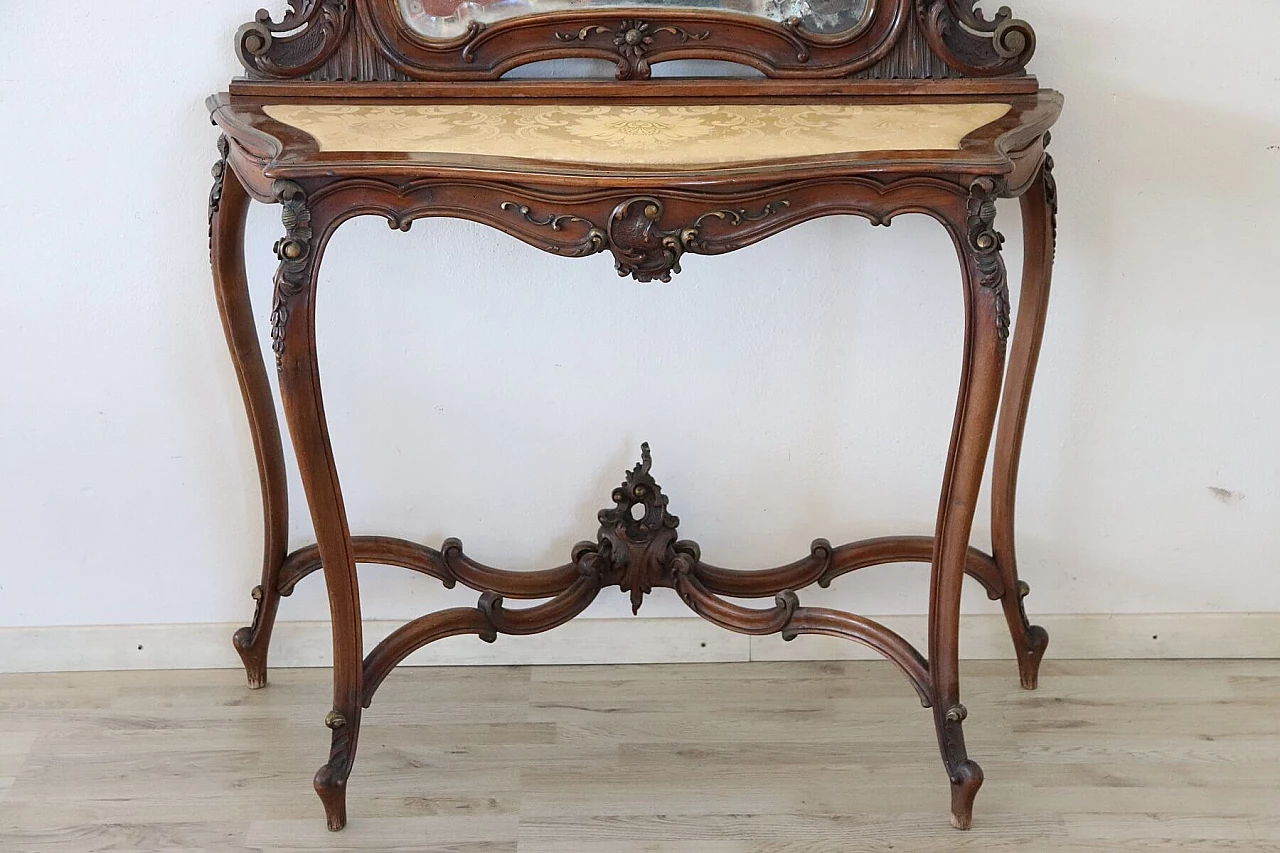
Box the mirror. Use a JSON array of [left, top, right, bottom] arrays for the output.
[[400, 0, 871, 40]]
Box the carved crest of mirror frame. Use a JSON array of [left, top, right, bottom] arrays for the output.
[[235, 0, 1036, 84]]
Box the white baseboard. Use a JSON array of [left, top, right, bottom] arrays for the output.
[[1, 613, 1277, 674], [751, 612, 1280, 661]]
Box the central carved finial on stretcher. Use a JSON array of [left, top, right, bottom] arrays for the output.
[[584, 443, 698, 613]]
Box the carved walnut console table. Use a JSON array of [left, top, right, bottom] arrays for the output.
[[208, 0, 1061, 834]]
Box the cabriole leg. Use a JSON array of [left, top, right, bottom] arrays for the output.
[[209, 136, 290, 690], [992, 143, 1057, 690], [930, 179, 1010, 830], [269, 180, 364, 831]]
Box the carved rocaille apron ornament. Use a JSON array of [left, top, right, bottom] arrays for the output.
[[501, 197, 794, 281], [208, 0, 1062, 835]]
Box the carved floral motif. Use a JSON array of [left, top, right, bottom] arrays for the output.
[[208, 135, 230, 258], [555, 19, 710, 79], [966, 177, 1010, 344], [1042, 132, 1058, 260], [269, 180, 313, 366]]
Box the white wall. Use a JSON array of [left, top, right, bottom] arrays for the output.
[[1, 3, 1278, 641]]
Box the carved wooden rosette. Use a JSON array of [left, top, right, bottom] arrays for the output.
[[965, 176, 1011, 346], [269, 180, 313, 367], [232, 0, 1036, 82]]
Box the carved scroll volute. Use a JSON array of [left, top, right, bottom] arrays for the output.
[[594, 443, 689, 613], [498, 202, 607, 258], [917, 1, 1036, 76], [237, 0, 352, 79]]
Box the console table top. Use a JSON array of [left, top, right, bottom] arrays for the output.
[[210, 88, 1060, 183]]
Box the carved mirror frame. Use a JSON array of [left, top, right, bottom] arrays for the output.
[[236, 0, 1036, 83]]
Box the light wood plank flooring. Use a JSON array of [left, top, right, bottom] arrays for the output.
[[0, 659, 1277, 851]]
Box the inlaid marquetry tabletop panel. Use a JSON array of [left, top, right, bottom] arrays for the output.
[[1, 659, 1278, 851]]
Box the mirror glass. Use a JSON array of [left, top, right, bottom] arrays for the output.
[[400, 0, 870, 40]]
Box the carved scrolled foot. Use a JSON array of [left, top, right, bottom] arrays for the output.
[[1019, 624, 1050, 690], [314, 709, 356, 831], [1014, 619, 1050, 690], [1005, 580, 1049, 690], [314, 762, 348, 832], [935, 703, 984, 830], [231, 629, 267, 689], [232, 585, 277, 689], [948, 759, 984, 830]]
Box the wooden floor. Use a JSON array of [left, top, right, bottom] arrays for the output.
[[0, 659, 1277, 852]]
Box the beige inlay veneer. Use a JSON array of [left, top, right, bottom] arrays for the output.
[[263, 102, 1012, 167]]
